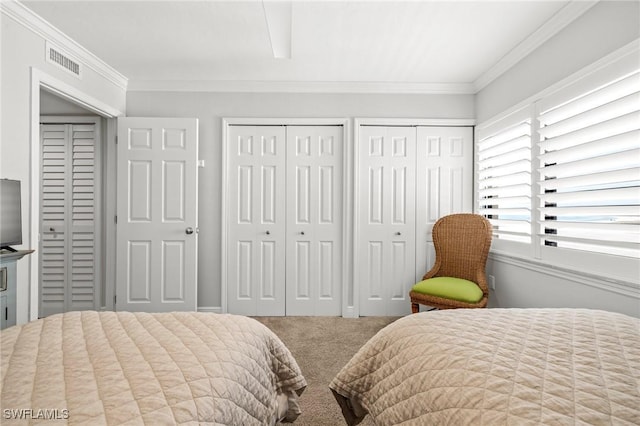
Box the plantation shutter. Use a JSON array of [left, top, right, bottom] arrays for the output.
[[477, 109, 532, 244], [537, 70, 640, 258], [40, 122, 99, 317]]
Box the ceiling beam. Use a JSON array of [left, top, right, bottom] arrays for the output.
[[262, 0, 292, 59]]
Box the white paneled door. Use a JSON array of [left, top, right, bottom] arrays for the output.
[[286, 126, 343, 316], [116, 118, 199, 312], [358, 126, 416, 316], [227, 125, 343, 316], [415, 126, 474, 280], [227, 126, 287, 316], [358, 125, 473, 316]]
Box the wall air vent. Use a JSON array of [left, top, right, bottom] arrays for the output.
[[46, 42, 82, 78]]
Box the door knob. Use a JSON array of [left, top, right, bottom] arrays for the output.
[[266, 231, 271, 235], [186, 227, 194, 235], [396, 232, 402, 235], [300, 231, 305, 235]]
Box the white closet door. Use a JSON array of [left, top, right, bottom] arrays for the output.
[[415, 126, 474, 279], [116, 117, 198, 312], [286, 126, 342, 316], [358, 126, 416, 316], [227, 126, 287, 316], [40, 121, 100, 317]]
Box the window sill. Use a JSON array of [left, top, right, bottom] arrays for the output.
[[488, 249, 640, 298]]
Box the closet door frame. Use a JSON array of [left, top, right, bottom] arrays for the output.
[[353, 118, 475, 316], [29, 69, 122, 323], [221, 118, 351, 316]]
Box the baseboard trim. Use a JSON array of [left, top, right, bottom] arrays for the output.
[[197, 306, 223, 314]]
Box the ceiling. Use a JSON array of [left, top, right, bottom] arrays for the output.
[[21, 0, 591, 93]]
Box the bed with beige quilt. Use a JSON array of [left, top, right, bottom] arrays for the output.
[[1, 311, 306, 425], [330, 308, 640, 425]]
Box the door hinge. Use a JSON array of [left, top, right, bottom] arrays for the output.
[[114, 295, 116, 306], [114, 215, 117, 224], [115, 135, 118, 144]]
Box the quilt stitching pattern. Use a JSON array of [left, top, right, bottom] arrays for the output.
[[0, 312, 306, 425], [330, 309, 640, 425]]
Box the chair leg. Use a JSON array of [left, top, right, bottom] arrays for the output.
[[411, 303, 419, 314]]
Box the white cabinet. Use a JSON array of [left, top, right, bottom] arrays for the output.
[[358, 125, 473, 316], [0, 250, 34, 329]]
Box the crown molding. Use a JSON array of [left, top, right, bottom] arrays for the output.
[[473, 0, 599, 92], [1, 0, 599, 96], [476, 38, 639, 129], [127, 79, 476, 94], [1, 0, 128, 90]]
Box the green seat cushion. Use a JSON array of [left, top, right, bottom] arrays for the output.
[[411, 276, 483, 303]]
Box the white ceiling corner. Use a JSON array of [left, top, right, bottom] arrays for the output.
[[473, 0, 600, 92], [1, 0, 129, 90], [13, 0, 596, 94]]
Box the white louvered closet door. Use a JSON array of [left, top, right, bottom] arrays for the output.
[[40, 120, 100, 317]]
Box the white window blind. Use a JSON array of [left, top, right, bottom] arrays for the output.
[[537, 70, 640, 258], [478, 118, 532, 243]]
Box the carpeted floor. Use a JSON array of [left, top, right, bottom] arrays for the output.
[[254, 316, 401, 425]]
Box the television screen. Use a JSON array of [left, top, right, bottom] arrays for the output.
[[0, 179, 22, 248]]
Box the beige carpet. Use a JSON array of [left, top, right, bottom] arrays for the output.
[[254, 316, 400, 425]]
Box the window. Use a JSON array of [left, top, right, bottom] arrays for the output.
[[537, 71, 640, 259], [477, 113, 532, 245], [476, 43, 640, 281]]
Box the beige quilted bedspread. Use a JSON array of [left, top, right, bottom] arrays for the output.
[[330, 308, 640, 425], [1, 311, 306, 425]]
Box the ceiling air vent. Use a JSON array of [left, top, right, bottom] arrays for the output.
[[46, 42, 82, 78]]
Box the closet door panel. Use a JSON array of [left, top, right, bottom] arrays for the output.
[[286, 126, 343, 316], [358, 126, 416, 316], [70, 124, 98, 310], [40, 124, 68, 317], [415, 126, 473, 282], [227, 126, 286, 316]]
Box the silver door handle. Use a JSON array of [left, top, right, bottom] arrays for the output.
[[186, 227, 194, 235]]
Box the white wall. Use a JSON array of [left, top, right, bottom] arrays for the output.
[[1, 9, 126, 323], [126, 91, 474, 310], [477, 1, 640, 317], [40, 89, 96, 116], [476, 1, 640, 123]]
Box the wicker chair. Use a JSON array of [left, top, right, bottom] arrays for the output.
[[410, 213, 493, 313]]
